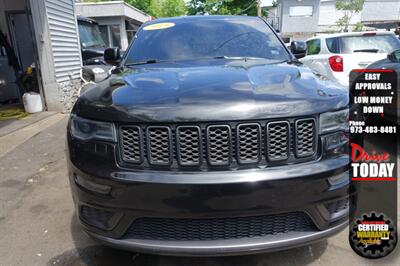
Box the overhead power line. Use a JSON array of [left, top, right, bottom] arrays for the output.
[[236, 0, 257, 15]]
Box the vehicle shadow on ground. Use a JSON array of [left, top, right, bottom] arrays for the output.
[[47, 214, 328, 266]]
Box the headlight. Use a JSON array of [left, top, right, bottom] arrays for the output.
[[70, 114, 116, 142], [324, 131, 348, 151], [319, 109, 349, 133]]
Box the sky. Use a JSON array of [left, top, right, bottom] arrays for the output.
[[261, 0, 274, 7]]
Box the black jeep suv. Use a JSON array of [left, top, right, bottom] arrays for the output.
[[67, 16, 351, 256]]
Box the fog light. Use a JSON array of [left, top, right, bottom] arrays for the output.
[[80, 205, 114, 229], [328, 172, 349, 186], [325, 132, 348, 151], [75, 174, 111, 195]]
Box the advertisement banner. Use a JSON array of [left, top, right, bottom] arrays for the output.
[[349, 69, 398, 258]]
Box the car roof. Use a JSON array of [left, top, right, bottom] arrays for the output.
[[306, 31, 395, 41], [142, 15, 262, 26]]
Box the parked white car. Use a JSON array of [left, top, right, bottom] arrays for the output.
[[300, 31, 400, 87]]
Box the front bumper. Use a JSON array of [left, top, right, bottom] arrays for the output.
[[88, 220, 347, 256], [67, 136, 353, 255]]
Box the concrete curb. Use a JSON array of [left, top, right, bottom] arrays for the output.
[[0, 111, 58, 137], [0, 113, 67, 159]]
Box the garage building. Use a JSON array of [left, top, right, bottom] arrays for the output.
[[75, 1, 151, 51], [1, 0, 82, 112]]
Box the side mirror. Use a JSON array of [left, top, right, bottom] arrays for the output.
[[290, 41, 307, 59], [104, 47, 121, 66], [387, 49, 400, 62]]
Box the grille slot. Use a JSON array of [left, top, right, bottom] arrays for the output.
[[237, 123, 261, 164], [176, 126, 202, 166], [207, 125, 231, 166], [147, 126, 172, 165], [120, 126, 142, 163], [266, 121, 290, 161], [123, 212, 317, 241], [295, 119, 316, 158]]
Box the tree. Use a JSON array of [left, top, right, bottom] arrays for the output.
[[157, 0, 187, 17], [335, 0, 365, 32], [148, 0, 162, 17], [353, 22, 364, 32], [186, 0, 265, 16], [127, 0, 153, 15]]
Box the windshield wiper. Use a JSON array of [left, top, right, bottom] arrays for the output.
[[213, 56, 301, 65], [213, 56, 267, 61], [277, 57, 302, 65], [125, 59, 167, 66], [353, 49, 379, 53]]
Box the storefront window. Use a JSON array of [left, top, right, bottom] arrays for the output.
[[99, 25, 110, 47], [110, 25, 121, 48]]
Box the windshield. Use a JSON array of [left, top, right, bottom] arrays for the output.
[[78, 21, 106, 48], [339, 34, 400, 54], [125, 17, 289, 64]]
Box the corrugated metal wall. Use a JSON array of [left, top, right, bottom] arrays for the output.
[[45, 0, 81, 83]]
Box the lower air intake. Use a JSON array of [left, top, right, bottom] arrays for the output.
[[123, 212, 317, 241]]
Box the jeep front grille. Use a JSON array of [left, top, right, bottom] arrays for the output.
[[119, 117, 318, 170]]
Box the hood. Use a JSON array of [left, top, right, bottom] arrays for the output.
[[74, 60, 348, 122]]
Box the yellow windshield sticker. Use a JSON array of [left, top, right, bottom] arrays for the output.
[[143, 22, 175, 31]]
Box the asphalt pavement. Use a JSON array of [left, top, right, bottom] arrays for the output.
[[0, 114, 398, 266]]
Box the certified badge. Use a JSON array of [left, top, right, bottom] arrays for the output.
[[349, 212, 397, 258]]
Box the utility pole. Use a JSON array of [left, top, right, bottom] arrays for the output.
[[257, 0, 262, 17]]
